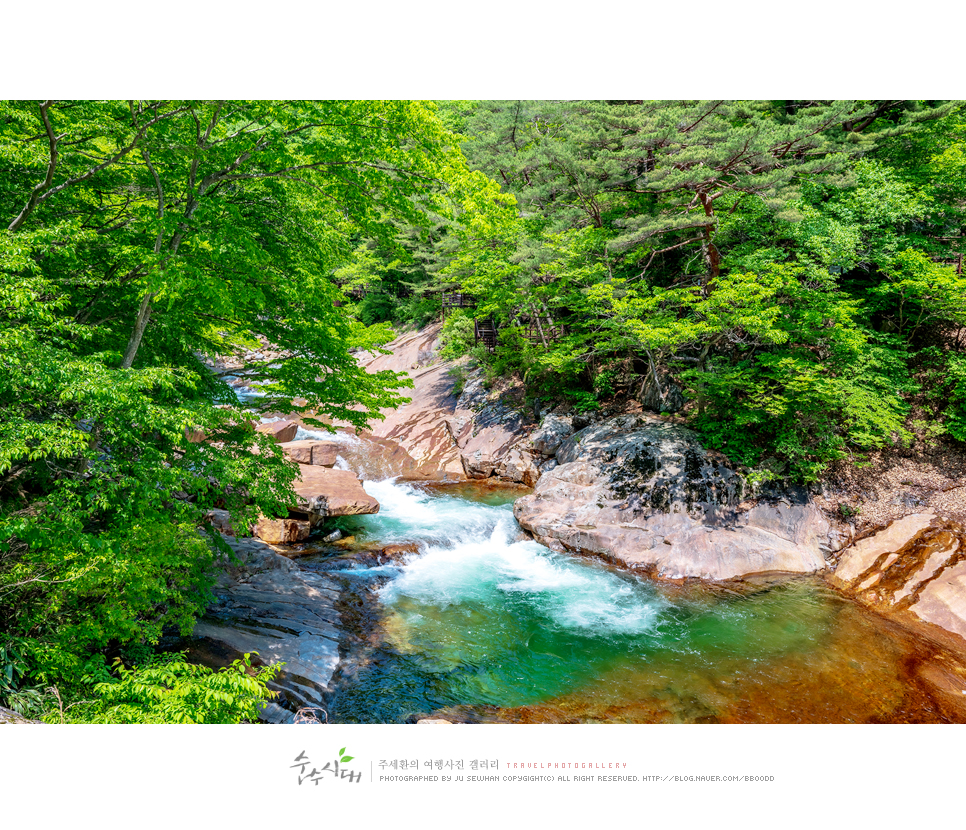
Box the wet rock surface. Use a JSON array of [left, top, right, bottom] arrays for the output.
[[830, 512, 966, 643], [189, 534, 343, 723], [514, 414, 837, 581]]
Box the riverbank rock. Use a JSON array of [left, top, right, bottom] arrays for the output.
[[513, 414, 837, 581], [254, 516, 312, 544], [358, 325, 466, 479], [445, 373, 539, 486], [255, 419, 299, 443], [189, 534, 342, 723], [527, 413, 575, 457], [0, 706, 42, 724], [291, 465, 379, 518], [347, 325, 542, 485], [279, 440, 340, 467], [830, 512, 966, 644]]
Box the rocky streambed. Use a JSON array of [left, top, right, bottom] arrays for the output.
[[189, 323, 966, 723]]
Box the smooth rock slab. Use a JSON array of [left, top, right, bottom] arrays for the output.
[[830, 513, 937, 587], [830, 513, 966, 645], [359, 324, 466, 479], [192, 535, 343, 723]]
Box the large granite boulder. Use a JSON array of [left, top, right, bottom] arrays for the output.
[[279, 440, 340, 467], [252, 464, 378, 542], [513, 414, 837, 581], [527, 413, 575, 458], [830, 512, 966, 644], [255, 419, 299, 443]]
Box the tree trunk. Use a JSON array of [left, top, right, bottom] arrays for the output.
[[698, 191, 720, 293], [120, 291, 155, 369]]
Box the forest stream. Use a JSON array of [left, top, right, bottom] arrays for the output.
[[287, 476, 966, 724]]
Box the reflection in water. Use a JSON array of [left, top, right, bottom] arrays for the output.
[[308, 481, 966, 724]]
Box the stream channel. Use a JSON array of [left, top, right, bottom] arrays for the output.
[[293, 475, 965, 724]]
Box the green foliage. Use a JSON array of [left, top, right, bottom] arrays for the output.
[[4, 521, 217, 689], [592, 368, 619, 399], [919, 347, 966, 442], [447, 100, 965, 478], [490, 325, 532, 379], [564, 389, 600, 413], [447, 365, 468, 397], [438, 309, 475, 360], [50, 652, 281, 724], [871, 249, 966, 336], [355, 292, 398, 326], [0, 99, 465, 696], [394, 293, 440, 327], [946, 355, 966, 442]]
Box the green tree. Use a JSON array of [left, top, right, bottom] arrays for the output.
[[451, 100, 965, 476], [0, 99, 465, 696]]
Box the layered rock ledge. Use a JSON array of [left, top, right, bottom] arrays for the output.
[[513, 414, 839, 581], [291, 464, 379, 518], [830, 512, 966, 643], [190, 534, 342, 723]]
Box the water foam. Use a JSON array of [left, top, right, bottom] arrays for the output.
[[368, 480, 666, 636], [359, 479, 504, 544], [294, 426, 361, 444]]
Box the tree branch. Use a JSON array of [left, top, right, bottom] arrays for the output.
[[8, 101, 190, 232]]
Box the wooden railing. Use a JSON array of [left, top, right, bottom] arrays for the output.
[[440, 290, 476, 317], [474, 318, 498, 351]]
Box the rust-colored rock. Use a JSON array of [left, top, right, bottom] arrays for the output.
[[254, 516, 312, 544], [291, 464, 379, 517], [381, 542, 421, 559], [829, 512, 937, 588], [256, 419, 299, 443], [830, 512, 966, 645], [280, 440, 340, 467]]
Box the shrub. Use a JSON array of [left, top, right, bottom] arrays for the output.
[[438, 309, 475, 360], [50, 652, 282, 724]]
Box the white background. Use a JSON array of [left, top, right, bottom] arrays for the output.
[[2, 5, 962, 825]]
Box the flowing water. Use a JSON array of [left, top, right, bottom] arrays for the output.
[[299, 480, 966, 724]]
